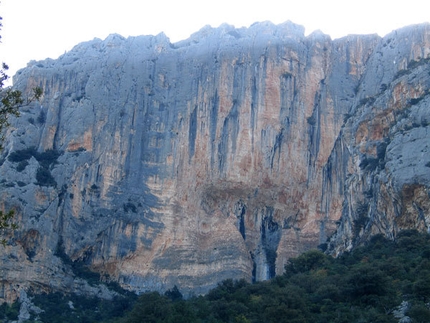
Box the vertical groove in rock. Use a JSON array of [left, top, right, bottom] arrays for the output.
[[0, 22, 428, 300]]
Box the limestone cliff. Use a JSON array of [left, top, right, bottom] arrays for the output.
[[325, 24, 430, 254], [0, 21, 429, 301]]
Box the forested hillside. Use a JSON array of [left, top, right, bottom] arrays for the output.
[[2, 230, 429, 322]]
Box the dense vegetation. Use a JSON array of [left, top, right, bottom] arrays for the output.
[[8, 147, 61, 187], [112, 230, 430, 323], [31, 292, 137, 323], [1, 230, 430, 322]]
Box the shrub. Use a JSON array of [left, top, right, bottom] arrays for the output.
[[123, 202, 137, 213], [8, 147, 60, 168], [37, 110, 46, 123], [36, 149, 61, 169], [36, 167, 56, 187], [359, 96, 375, 106], [14, 230, 430, 322], [0, 302, 19, 321], [8, 146, 37, 163], [359, 156, 379, 171], [8, 148, 61, 187], [16, 160, 29, 172], [394, 69, 411, 79]]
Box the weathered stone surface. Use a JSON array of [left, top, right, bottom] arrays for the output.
[[324, 24, 430, 254], [0, 21, 429, 300]]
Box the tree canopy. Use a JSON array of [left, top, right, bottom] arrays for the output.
[[7, 230, 429, 323]]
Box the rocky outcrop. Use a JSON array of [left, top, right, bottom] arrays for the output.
[[325, 24, 430, 254], [0, 21, 429, 300]]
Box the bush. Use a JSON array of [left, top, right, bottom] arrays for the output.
[[36, 167, 56, 187], [17, 181, 26, 187], [408, 303, 430, 323], [359, 156, 379, 171], [0, 302, 19, 321], [36, 149, 61, 169], [285, 249, 329, 275], [21, 230, 430, 323], [8, 148, 61, 187], [32, 292, 137, 323], [37, 110, 46, 123], [16, 160, 29, 172], [8, 146, 37, 163], [8, 147, 60, 169]]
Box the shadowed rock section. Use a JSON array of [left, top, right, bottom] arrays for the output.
[[0, 21, 429, 300]]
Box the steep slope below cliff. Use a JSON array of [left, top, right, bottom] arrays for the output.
[[0, 21, 429, 301]]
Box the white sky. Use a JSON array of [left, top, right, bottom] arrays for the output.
[[1, 0, 430, 84]]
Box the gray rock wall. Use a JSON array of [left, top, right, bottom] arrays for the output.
[[325, 24, 430, 254], [0, 21, 429, 300]]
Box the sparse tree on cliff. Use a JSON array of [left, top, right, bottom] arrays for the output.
[[0, 63, 42, 145], [0, 17, 43, 144], [0, 15, 42, 244]]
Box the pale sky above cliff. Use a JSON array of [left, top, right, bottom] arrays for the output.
[[1, 0, 429, 84]]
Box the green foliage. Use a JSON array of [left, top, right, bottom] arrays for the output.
[[8, 146, 37, 162], [407, 56, 430, 70], [359, 156, 379, 171], [118, 292, 172, 323], [0, 209, 17, 245], [19, 229, 427, 321], [359, 96, 376, 106], [8, 147, 61, 187], [4, 231, 430, 322], [36, 166, 56, 187], [35, 149, 61, 168], [32, 86, 43, 101], [113, 230, 430, 323], [54, 239, 101, 286], [16, 159, 29, 171], [0, 66, 42, 150], [394, 68, 411, 79], [284, 249, 330, 275], [408, 303, 430, 323], [123, 202, 137, 213], [8, 147, 60, 167], [0, 13, 43, 148], [37, 109, 46, 124], [0, 209, 16, 229], [164, 285, 183, 301], [0, 12, 44, 245], [0, 300, 19, 321], [31, 292, 136, 323]]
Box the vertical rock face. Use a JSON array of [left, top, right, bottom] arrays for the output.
[[325, 24, 430, 254], [0, 21, 429, 300]]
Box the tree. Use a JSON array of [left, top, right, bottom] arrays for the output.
[[1, 64, 42, 149], [284, 249, 330, 275], [119, 292, 171, 323], [164, 285, 183, 301], [0, 14, 42, 243], [0, 209, 17, 246], [0, 16, 42, 147]]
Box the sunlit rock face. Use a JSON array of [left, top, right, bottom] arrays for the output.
[[0, 21, 429, 300]]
